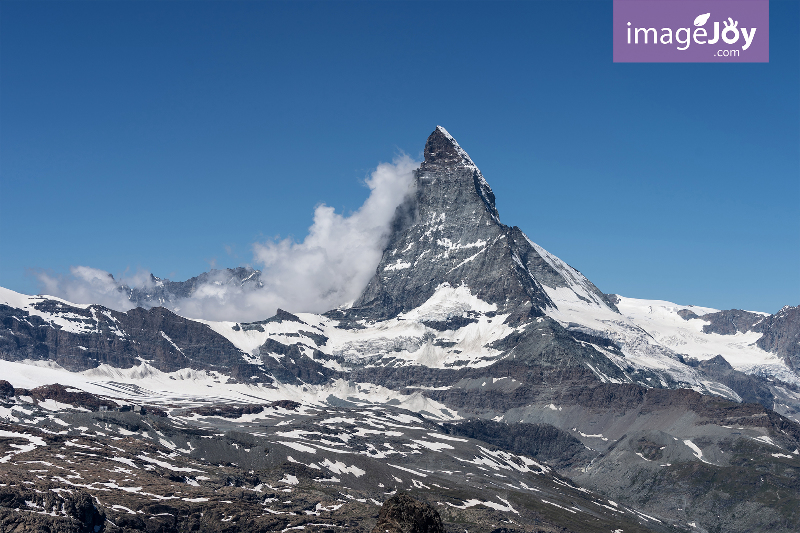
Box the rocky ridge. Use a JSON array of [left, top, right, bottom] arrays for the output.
[[350, 126, 617, 323], [123, 267, 263, 309]]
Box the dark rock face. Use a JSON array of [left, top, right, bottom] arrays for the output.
[[755, 305, 800, 371], [371, 493, 444, 533], [0, 380, 13, 399], [0, 488, 105, 533], [694, 355, 775, 408], [265, 308, 305, 324], [441, 419, 593, 469], [258, 338, 338, 385], [22, 383, 118, 411], [187, 403, 267, 419], [0, 301, 247, 372], [350, 126, 616, 321], [0, 302, 125, 370], [677, 309, 700, 320], [700, 309, 765, 335], [184, 400, 299, 419], [237, 308, 308, 332], [119, 306, 249, 372]]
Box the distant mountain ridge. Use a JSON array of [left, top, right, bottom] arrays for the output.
[[121, 266, 263, 308]]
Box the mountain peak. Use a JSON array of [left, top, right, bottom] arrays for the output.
[[416, 126, 498, 223], [349, 126, 618, 321], [420, 125, 477, 171]]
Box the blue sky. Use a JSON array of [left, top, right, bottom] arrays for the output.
[[1, 0, 798, 314]]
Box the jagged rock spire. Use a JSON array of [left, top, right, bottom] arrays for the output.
[[420, 126, 477, 170], [347, 126, 614, 322], [415, 126, 499, 222]]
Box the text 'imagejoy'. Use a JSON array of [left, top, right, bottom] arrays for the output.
[[614, 0, 769, 62]]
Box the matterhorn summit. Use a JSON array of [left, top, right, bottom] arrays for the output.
[[352, 126, 617, 323]]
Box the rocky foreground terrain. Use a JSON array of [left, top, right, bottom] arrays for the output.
[[2, 127, 799, 532], [1, 383, 679, 533]]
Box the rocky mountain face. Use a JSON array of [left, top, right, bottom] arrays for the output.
[[351, 126, 617, 323], [1, 126, 799, 533], [754, 305, 800, 371], [694, 309, 766, 335], [689, 355, 776, 408], [0, 295, 247, 373]]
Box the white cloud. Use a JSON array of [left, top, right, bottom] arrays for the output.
[[35, 155, 419, 322], [35, 266, 145, 312]]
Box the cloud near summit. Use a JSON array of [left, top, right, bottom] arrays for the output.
[[35, 155, 419, 322]]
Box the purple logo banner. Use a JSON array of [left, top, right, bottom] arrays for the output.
[[614, 0, 769, 63]]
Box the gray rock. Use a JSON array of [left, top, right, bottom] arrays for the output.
[[694, 355, 775, 408], [0, 301, 248, 372], [754, 305, 800, 371], [370, 492, 444, 533], [700, 309, 764, 335], [349, 126, 616, 322]]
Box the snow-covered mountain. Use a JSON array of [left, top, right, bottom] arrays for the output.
[[1, 126, 799, 533]]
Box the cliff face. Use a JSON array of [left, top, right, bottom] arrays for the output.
[[352, 126, 615, 322], [754, 305, 800, 371], [0, 297, 246, 372]]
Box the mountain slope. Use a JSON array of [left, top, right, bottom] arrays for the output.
[[351, 126, 617, 323]]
